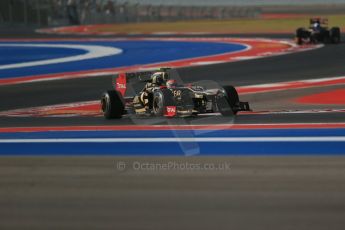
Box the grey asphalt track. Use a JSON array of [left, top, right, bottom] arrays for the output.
[[1, 30, 345, 230], [1, 157, 345, 230]]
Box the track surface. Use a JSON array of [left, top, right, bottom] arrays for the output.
[[1, 157, 345, 230], [1, 29, 345, 229]]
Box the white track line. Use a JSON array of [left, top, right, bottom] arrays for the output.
[[1, 137, 345, 143], [0, 44, 122, 70]]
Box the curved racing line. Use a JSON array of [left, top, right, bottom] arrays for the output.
[[0, 37, 319, 86], [0, 43, 122, 70]]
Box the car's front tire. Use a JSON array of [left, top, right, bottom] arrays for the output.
[[330, 27, 341, 44], [101, 90, 124, 119], [296, 28, 307, 45], [217, 85, 240, 116]]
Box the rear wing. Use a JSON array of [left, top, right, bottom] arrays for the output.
[[310, 18, 328, 25], [112, 68, 172, 97]]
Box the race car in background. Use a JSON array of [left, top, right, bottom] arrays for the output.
[[100, 68, 250, 119], [295, 18, 341, 45]]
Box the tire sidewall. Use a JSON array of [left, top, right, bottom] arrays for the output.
[[330, 27, 341, 44], [101, 90, 124, 119], [217, 85, 239, 116]]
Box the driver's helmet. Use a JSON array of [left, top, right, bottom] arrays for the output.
[[151, 72, 167, 85], [313, 22, 320, 29], [166, 79, 177, 88]]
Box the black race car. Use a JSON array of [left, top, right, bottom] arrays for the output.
[[295, 18, 341, 45], [100, 68, 250, 119]]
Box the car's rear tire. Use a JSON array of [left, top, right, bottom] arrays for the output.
[[101, 90, 124, 119], [152, 89, 175, 116], [330, 27, 341, 44], [217, 85, 240, 116]]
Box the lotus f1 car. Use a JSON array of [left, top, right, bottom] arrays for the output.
[[101, 68, 250, 119], [295, 18, 341, 45]]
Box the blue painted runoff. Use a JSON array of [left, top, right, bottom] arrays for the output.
[[0, 40, 246, 79]]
